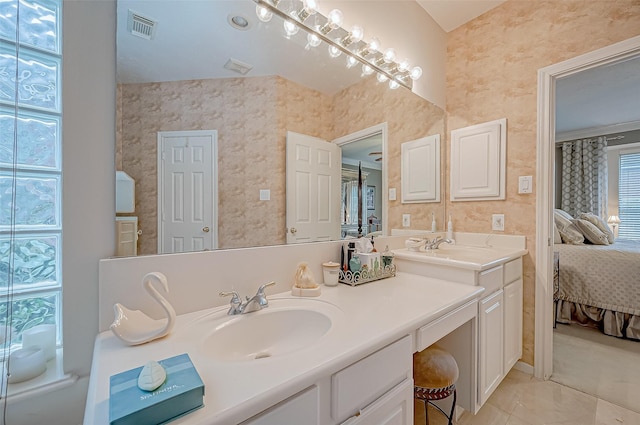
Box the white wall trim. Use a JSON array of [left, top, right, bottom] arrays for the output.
[[535, 35, 640, 380], [555, 120, 640, 142]]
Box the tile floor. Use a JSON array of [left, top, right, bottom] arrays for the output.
[[414, 369, 640, 425]]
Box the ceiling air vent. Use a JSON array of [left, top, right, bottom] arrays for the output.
[[127, 10, 157, 40], [224, 58, 253, 75]]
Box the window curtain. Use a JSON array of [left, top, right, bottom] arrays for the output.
[[561, 137, 608, 218], [342, 179, 367, 225]]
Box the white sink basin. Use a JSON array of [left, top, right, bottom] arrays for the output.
[[196, 299, 342, 362], [394, 244, 515, 269]]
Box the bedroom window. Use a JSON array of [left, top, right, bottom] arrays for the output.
[[618, 150, 640, 240], [0, 0, 62, 356]]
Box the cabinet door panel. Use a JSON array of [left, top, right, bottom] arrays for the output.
[[340, 379, 413, 425], [504, 279, 523, 372], [243, 385, 319, 425], [478, 290, 504, 406]]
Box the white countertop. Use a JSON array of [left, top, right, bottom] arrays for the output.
[[84, 272, 484, 425], [393, 245, 528, 271]]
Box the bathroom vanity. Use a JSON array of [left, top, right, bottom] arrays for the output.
[[86, 233, 526, 424], [84, 273, 484, 425]]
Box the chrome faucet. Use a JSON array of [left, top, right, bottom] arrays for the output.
[[425, 236, 453, 250], [219, 281, 276, 315]]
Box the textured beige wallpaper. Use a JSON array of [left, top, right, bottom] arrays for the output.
[[446, 0, 640, 366]]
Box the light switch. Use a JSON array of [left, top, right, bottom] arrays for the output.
[[518, 176, 533, 194], [389, 188, 397, 201], [259, 189, 270, 201], [402, 214, 410, 227]]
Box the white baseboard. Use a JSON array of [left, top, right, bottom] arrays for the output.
[[513, 360, 534, 375]]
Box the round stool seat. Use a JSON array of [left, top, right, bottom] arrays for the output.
[[413, 345, 459, 390], [413, 345, 459, 425]]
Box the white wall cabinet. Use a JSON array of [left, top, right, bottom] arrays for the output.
[[401, 135, 440, 203], [450, 118, 506, 201]]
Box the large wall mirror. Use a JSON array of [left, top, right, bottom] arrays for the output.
[[116, 0, 446, 256]]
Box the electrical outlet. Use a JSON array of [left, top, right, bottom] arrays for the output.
[[389, 188, 397, 201], [402, 214, 411, 227], [492, 214, 505, 231]]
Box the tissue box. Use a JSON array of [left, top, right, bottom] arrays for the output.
[[109, 353, 204, 425], [358, 252, 381, 272]]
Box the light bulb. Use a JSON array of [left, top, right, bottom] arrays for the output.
[[341, 25, 364, 46], [389, 80, 400, 89], [362, 64, 374, 76], [328, 45, 341, 58], [327, 9, 343, 28], [346, 56, 358, 68], [358, 37, 380, 57], [307, 33, 321, 48], [320, 9, 343, 34], [377, 73, 388, 83], [383, 48, 396, 64], [284, 12, 299, 36], [368, 37, 380, 52], [398, 59, 410, 73], [410, 66, 423, 80], [350, 26, 364, 43], [297, 0, 318, 22], [256, 5, 272, 22]]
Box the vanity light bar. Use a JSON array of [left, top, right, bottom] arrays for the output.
[[253, 0, 414, 90]]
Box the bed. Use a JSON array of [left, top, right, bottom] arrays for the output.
[[554, 239, 640, 340]]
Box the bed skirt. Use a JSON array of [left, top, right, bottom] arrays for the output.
[[556, 300, 640, 340]]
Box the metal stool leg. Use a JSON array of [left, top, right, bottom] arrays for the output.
[[447, 389, 456, 425], [423, 398, 429, 425]]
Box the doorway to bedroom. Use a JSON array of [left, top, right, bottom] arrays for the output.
[[548, 49, 640, 414]]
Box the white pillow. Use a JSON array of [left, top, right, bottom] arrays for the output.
[[573, 218, 609, 245], [579, 212, 614, 244], [553, 222, 562, 244], [554, 210, 583, 244]]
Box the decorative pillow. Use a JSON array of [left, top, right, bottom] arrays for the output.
[[554, 209, 573, 221], [553, 222, 562, 244], [579, 212, 614, 244], [554, 209, 583, 244], [572, 218, 609, 245], [553, 209, 573, 229], [559, 225, 584, 245]]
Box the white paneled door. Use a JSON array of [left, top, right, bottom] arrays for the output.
[[158, 130, 218, 254], [286, 131, 341, 244]]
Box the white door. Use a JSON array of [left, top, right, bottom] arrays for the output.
[[158, 130, 218, 254], [286, 131, 341, 244]]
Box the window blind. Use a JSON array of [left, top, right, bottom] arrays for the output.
[[618, 152, 640, 240]]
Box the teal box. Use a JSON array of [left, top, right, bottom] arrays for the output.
[[109, 353, 205, 425]]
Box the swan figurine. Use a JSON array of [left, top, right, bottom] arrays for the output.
[[110, 272, 176, 345]]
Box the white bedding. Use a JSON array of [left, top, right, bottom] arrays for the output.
[[555, 239, 640, 316]]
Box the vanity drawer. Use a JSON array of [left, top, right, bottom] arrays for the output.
[[415, 299, 477, 352], [331, 335, 412, 423], [478, 265, 503, 294], [504, 258, 522, 285]]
